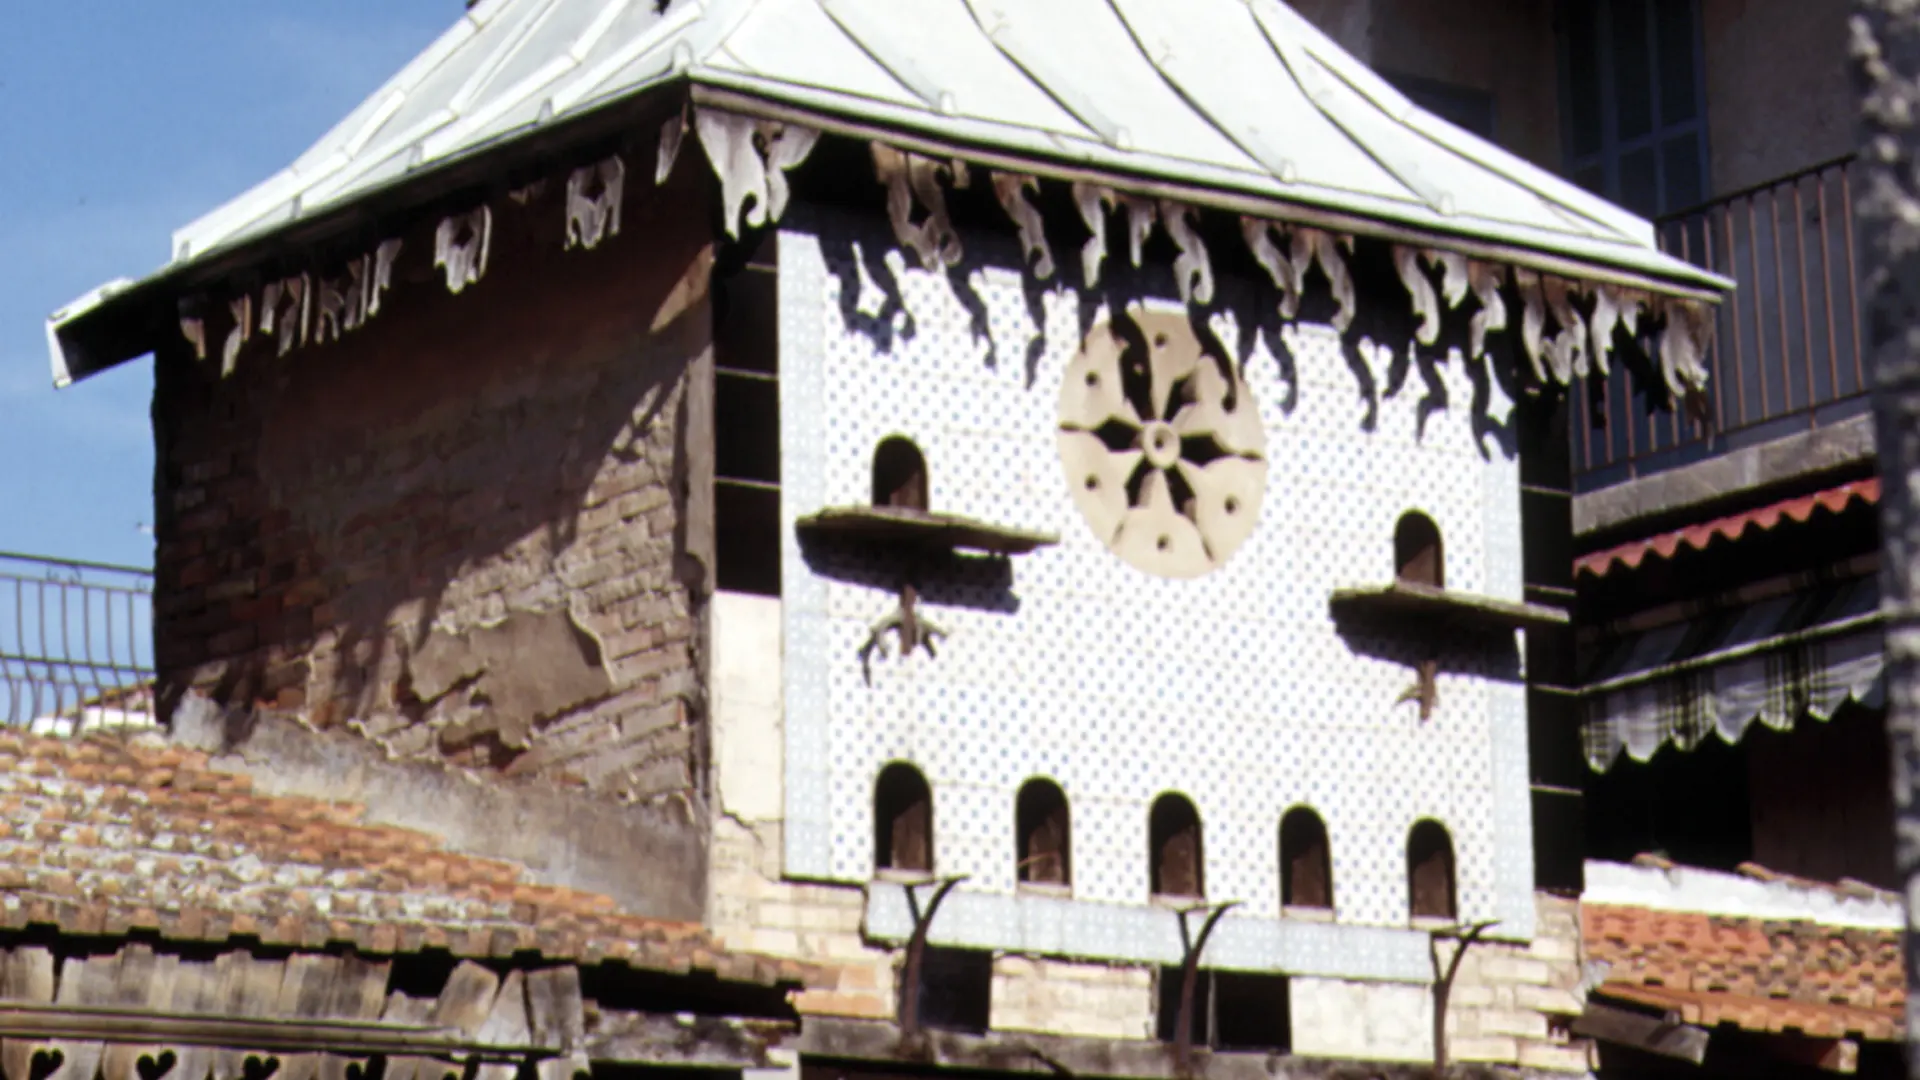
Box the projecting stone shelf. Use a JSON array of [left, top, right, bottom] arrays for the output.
[[1329, 581, 1569, 633], [795, 506, 1059, 557]]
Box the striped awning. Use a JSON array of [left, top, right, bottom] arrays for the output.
[[1580, 575, 1884, 772]]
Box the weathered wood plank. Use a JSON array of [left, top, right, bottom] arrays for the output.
[[1571, 1000, 1710, 1065], [474, 973, 529, 1050], [471, 972, 528, 1080], [212, 953, 284, 1080], [167, 962, 221, 1080], [102, 948, 181, 1080], [275, 955, 344, 1080], [2, 948, 58, 1080], [585, 1010, 793, 1068], [318, 955, 389, 1080], [428, 963, 500, 1038], [379, 993, 433, 1080], [0, 950, 56, 1004], [46, 954, 111, 1080], [524, 968, 584, 1053]]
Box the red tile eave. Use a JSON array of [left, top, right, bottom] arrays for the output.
[[1596, 982, 1904, 1043], [1582, 902, 1906, 1042], [0, 729, 834, 991], [1575, 477, 1879, 579]]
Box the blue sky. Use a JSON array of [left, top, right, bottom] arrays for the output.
[[0, 4, 455, 569]]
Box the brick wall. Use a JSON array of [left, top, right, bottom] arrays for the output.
[[1441, 895, 1592, 1073], [152, 157, 717, 807]]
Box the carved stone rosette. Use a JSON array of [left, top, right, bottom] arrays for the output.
[[1057, 309, 1267, 579]]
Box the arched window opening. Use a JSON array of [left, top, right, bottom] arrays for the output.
[[1394, 512, 1444, 589], [1150, 793, 1205, 899], [872, 436, 929, 512], [1016, 779, 1072, 887], [1279, 807, 1332, 911], [875, 762, 933, 874], [1407, 819, 1457, 921]]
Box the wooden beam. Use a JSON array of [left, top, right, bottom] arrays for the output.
[[1571, 1001, 1710, 1065], [0, 1002, 551, 1059], [582, 1010, 796, 1069], [1751, 1033, 1860, 1075], [800, 1016, 1558, 1080]]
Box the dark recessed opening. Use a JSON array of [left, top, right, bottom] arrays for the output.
[[874, 762, 933, 873], [909, 947, 992, 1035], [715, 375, 780, 486], [1280, 806, 1332, 910], [713, 258, 780, 598], [1213, 971, 1293, 1052], [715, 482, 780, 597], [872, 436, 929, 511], [1155, 969, 1291, 1053], [715, 268, 777, 377], [1150, 793, 1204, 898], [1016, 778, 1071, 886], [1408, 819, 1457, 921], [1395, 511, 1445, 588]]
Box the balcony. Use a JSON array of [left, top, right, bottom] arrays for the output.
[[0, 552, 154, 733], [1574, 156, 1868, 491]]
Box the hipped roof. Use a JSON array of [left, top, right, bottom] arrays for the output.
[[45, 0, 1731, 386]]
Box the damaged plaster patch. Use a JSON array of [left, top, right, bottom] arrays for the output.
[[405, 606, 614, 751]]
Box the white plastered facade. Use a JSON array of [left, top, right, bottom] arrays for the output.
[[767, 205, 1537, 985]]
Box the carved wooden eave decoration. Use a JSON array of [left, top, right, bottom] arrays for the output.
[[0, 943, 799, 1080], [45, 0, 1732, 393], [844, 134, 1718, 408], [795, 506, 1058, 557]]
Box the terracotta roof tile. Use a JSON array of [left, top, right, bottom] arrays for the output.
[[1584, 902, 1904, 1042], [0, 729, 833, 992], [1575, 478, 1879, 578]]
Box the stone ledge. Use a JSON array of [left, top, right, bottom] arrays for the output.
[[1573, 412, 1874, 539], [800, 1017, 1590, 1079]]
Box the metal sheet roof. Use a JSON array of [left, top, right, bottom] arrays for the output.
[[48, 0, 1731, 385]]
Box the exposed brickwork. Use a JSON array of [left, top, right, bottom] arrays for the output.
[[1439, 895, 1594, 1073], [1583, 902, 1904, 1040], [151, 158, 716, 804], [0, 728, 827, 989]]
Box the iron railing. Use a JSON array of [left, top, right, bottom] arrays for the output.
[[1574, 155, 1869, 489], [0, 551, 154, 732]]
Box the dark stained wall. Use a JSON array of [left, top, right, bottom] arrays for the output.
[[152, 157, 719, 823]]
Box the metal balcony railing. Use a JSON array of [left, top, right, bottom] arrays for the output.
[[1574, 155, 1869, 490], [0, 551, 154, 733]]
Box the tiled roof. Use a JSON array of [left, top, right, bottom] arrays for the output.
[[0, 729, 828, 990], [1574, 477, 1879, 578], [1583, 902, 1904, 1041], [1598, 983, 1902, 1042]]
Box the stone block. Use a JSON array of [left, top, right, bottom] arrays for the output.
[[1517, 1039, 1596, 1073], [1446, 1035, 1520, 1063], [1513, 982, 1585, 1016], [1477, 1007, 1549, 1039], [1448, 984, 1496, 1008], [1479, 955, 1554, 985], [1528, 934, 1580, 962]]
